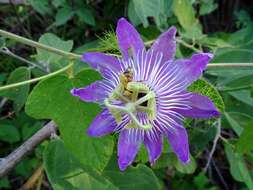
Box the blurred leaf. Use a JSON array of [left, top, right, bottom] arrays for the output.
[[55, 6, 74, 26], [173, 155, 196, 174], [136, 145, 149, 163], [152, 154, 173, 169], [0, 67, 30, 112], [21, 122, 42, 140], [36, 33, 73, 64], [229, 90, 253, 107], [0, 177, 10, 189], [103, 155, 161, 190], [0, 37, 5, 48], [25, 69, 114, 171], [218, 74, 253, 91], [190, 125, 216, 151], [76, 7, 95, 26], [237, 120, 253, 153], [224, 112, 253, 135], [188, 78, 225, 112], [131, 0, 168, 28], [128, 0, 141, 26], [193, 172, 209, 189], [44, 139, 117, 190], [15, 158, 38, 178], [0, 124, 20, 143], [30, 0, 51, 15], [225, 143, 253, 189], [213, 48, 253, 63], [199, 0, 218, 16], [52, 0, 66, 8], [173, 0, 195, 29]]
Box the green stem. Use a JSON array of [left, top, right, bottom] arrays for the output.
[[0, 29, 81, 60], [207, 63, 253, 68], [0, 63, 73, 91], [1, 29, 253, 69]]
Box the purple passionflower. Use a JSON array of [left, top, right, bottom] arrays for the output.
[[71, 18, 220, 171]]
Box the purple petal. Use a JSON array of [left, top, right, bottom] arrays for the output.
[[87, 108, 117, 137], [71, 80, 110, 103], [82, 52, 121, 79], [176, 92, 220, 119], [149, 26, 177, 62], [166, 125, 190, 164], [174, 53, 213, 86], [116, 17, 145, 59], [144, 134, 163, 165], [118, 129, 143, 171]]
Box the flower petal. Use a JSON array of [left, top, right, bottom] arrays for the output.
[[174, 53, 213, 86], [144, 134, 163, 165], [176, 92, 220, 119], [116, 17, 145, 59], [71, 80, 111, 104], [165, 125, 190, 164], [82, 52, 121, 79], [87, 108, 117, 137], [118, 128, 143, 171], [149, 26, 176, 62]]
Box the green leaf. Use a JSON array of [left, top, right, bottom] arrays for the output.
[[218, 74, 253, 91], [76, 7, 95, 26], [199, 0, 218, 16], [0, 124, 20, 143], [229, 90, 253, 107], [224, 112, 253, 135], [103, 155, 161, 190], [30, 0, 51, 15], [131, 0, 166, 28], [55, 6, 74, 26], [25, 69, 114, 171], [172, 0, 196, 30], [36, 33, 73, 64], [225, 143, 253, 189], [52, 0, 66, 7], [237, 120, 253, 153], [0, 67, 30, 112], [44, 139, 117, 190], [188, 78, 225, 112], [0, 177, 10, 189], [173, 155, 196, 174], [128, 0, 142, 26], [0, 37, 5, 48], [193, 172, 210, 189]]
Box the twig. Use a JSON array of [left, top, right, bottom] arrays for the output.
[[0, 121, 57, 177], [0, 30, 81, 60], [0, 62, 73, 91], [20, 165, 44, 190], [204, 118, 221, 172], [0, 47, 47, 72], [211, 159, 229, 190]]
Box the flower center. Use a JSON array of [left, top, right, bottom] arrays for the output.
[[105, 80, 156, 130]]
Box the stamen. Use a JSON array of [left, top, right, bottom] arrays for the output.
[[104, 98, 152, 130]]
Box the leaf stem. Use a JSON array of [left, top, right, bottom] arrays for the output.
[[0, 62, 73, 91], [0, 29, 81, 60]]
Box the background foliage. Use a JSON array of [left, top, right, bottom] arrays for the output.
[[1, 0, 253, 189]]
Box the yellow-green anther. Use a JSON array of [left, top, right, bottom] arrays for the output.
[[127, 81, 149, 92]]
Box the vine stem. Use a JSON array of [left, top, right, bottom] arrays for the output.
[[0, 62, 73, 91], [1, 29, 253, 68], [0, 29, 81, 60]]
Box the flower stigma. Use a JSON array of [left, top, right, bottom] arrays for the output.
[[104, 78, 157, 131]]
